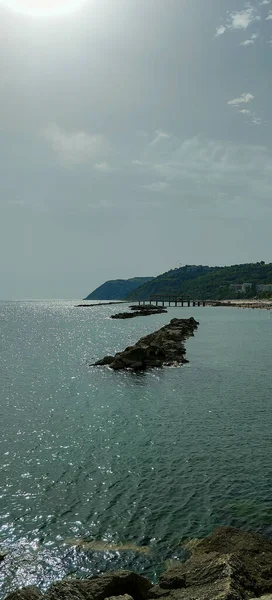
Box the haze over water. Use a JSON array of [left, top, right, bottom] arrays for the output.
[[0, 301, 272, 597]]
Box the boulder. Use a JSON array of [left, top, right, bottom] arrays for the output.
[[45, 571, 151, 600], [148, 526, 272, 600], [4, 588, 42, 600]]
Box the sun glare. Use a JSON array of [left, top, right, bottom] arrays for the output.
[[0, 0, 87, 17]]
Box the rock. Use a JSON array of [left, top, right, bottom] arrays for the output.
[[105, 596, 133, 600], [187, 525, 272, 595], [111, 306, 167, 319], [0, 550, 7, 562], [148, 553, 257, 600], [5, 528, 272, 600], [4, 588, 42, 600], [94, 356, 115, 366], [148, 526, 272, 600], [45, 571, 151, 600], [92, 318, 199, 371]]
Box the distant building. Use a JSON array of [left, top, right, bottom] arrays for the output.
[[256, 284, 272, 292], [242, 283, 253, 293], [229, 283, 252, 293]]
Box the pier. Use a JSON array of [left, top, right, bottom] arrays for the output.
[[138, 294, 206, 307]]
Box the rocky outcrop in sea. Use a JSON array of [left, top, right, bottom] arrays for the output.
[[111, 305, 167, 319], [92, 317, 199, 370], [4, 527, 272, 600]]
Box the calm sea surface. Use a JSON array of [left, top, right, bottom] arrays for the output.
[[0, 301, 272, 597]]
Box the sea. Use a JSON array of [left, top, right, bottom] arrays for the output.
[[0, 300, 272, 597]]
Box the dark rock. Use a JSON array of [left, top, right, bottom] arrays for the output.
[[76, 303, 126, 308], [0, 550, 7, 562], [4, 588, 42, 600], [105, 596, 133, 600], [94, 356, 115, 366], [111, 306, 167, 319], [45, 571, 151, 600], [92, 318, 199, 371]]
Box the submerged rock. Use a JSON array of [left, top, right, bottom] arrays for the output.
[[92, 318, 199, 371]]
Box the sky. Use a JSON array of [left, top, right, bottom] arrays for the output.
[[1, 0, 272, 299]]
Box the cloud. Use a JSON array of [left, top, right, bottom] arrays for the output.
[[215, 26, 226, 36], [93, 161, 113, 173], [215, 5, 260, 38], [260, 0, 270, 5], [147, 130, 170, 148], [143, 181, 170, 192], [227, 93, 254, 106], [130, 135, 272, 214], [228, 6, 260, 30], [227, 94, 262, 125], [240, 33, 258, 45], [266, 12, 272, 18], [43, 124, 109, 166]]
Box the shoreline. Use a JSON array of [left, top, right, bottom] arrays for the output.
[[208, 299, 272, 310], [4, 526, 272, 600]]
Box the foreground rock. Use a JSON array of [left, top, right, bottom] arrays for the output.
[[92, 317, 199, 370], [5, 527, 272, 600], [111, 306, 167, 319], [148, 526, 272, 600], [5, 572, 151, 600]]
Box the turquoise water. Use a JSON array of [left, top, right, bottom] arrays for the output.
[[0, 301, 272, 597]]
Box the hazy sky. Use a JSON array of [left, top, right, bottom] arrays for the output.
[[1, 0, 272, 299]]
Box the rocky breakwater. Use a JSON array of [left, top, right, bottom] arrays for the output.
[[5, 527, 272, 600], [92, 317, 199, 370], [111, 305, 167, 319]]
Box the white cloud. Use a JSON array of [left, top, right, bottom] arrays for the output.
[[228, 6, 260, 30], [227, 94, 262, 125], [266, 12, 272, 18], [143, 181, 170, 192], [216, 5, 260, 39], [260, 0, 270, 5], [43, 124, 109, 166], [147, 130, 170, 148], [215, 25, 226, 36], [93, 161, 113, 172], [131, 135, 272, 211], [240, 33, 258, 45], [227, 93, 254, 106]]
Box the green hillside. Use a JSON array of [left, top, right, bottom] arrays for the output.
[[84, 277, 153, 300], [127, 262, 272, 301]]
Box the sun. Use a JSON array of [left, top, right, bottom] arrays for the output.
[[0, 0, 87, 17]]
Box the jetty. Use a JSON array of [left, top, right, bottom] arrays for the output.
[[138, 294, 206, 307]]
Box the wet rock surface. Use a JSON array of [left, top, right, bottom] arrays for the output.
[[92, 317, 199, 370], [5, 528, 272, 600]]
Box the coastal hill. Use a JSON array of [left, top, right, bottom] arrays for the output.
[[84, 263, 272, 302], [126, 262, 272, 301], [84, 277, 153, 301]]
